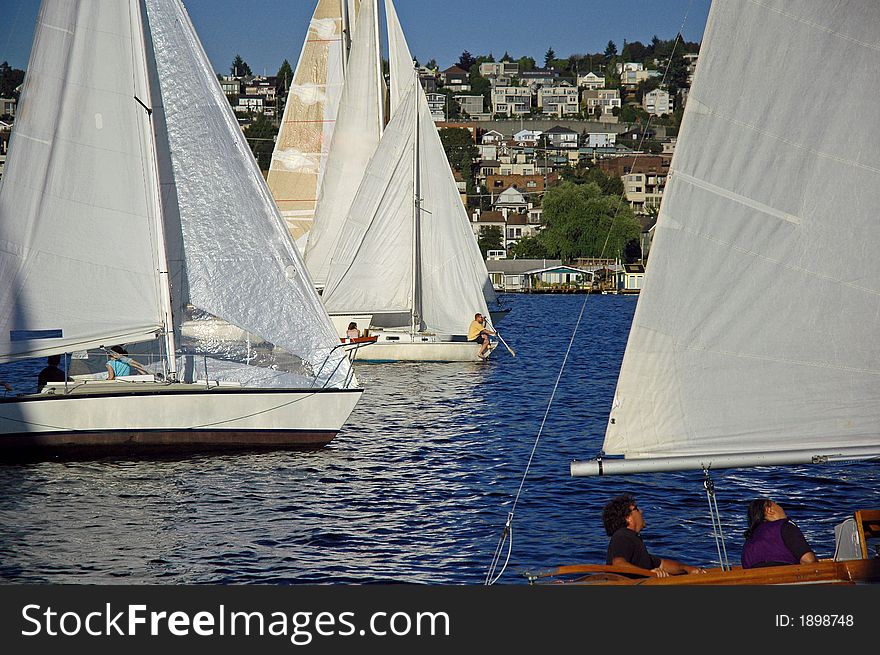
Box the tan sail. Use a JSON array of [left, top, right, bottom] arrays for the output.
[[267, 0, 347, 247]]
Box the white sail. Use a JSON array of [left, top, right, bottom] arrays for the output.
[[322, 2, 488, 334], [0, 0, 165, 362], [385, 0, 412, 116], [322, 85, 416, 317], [267, 0, 347, 246], [598, 0, 880, 467], [144, 0, 349, 384], [303, 0, 383, 288]]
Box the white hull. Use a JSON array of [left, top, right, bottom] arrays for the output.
[[0, 380, 363, 458], [352, 330, 495, 362]]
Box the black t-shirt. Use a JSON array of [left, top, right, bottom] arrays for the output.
[[37, 366, 69, 391], [780, 521, 812, 561], [606, 527, 661, 569]]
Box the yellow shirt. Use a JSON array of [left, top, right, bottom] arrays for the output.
[[467, 319, 484, 341]]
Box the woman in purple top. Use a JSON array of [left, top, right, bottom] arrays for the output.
[[741, 498, 818, 569]]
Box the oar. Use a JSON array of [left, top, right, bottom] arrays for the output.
[[495, 331, 516, 357]]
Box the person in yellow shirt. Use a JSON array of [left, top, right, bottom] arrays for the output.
[[467, 313, 495, 359]]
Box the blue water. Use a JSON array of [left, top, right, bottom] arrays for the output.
[[0, 294, 877, 583]]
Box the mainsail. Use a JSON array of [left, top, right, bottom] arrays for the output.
[[0, 0, 350, 386], [303, 0, 384, 288], [321, 0, 489, 335], [145, 0, 348, 383], [573, 0, 880, 475], [0, 0, 165, 361], [267, 0, 347, 248]]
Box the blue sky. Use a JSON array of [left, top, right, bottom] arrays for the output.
[[1, 0, 711, 75]]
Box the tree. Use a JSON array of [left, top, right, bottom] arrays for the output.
[[425, 58, 438, 71], [604, 40, 618, 60], [478, 226, 504, 257], [538, 181, 641, 261], [242, 112, 278, 170], [276, 59, 293, 91], [544, 47, 556, 68], [500, 51, 513, 62], [0, 61, 25, 99], [457, 50, 477, 72], [517, 56, 536, 72], [511, 235, 549, 258], [231, 54, 252, 77], [439, 127, 478, 202]]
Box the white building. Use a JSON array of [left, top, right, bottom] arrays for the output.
[[491, 85, 531, 117], [643, 88, 672, 116], [537, 83, 580, 116], [577, 72, 605, 90]]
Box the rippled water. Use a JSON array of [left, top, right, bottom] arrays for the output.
[[0, 294, 877, 584]]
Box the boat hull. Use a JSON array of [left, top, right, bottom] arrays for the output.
[[528, 559, 880, 586], [352, 331, 496, 362], [0, 382, 363, 459]]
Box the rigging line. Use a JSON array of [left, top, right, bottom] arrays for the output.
[[599, 0, 695, 259], [486, 289, 592, 584], [489, 2, 702, 585]]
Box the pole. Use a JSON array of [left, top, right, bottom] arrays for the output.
[[496, 331, 516, 357]]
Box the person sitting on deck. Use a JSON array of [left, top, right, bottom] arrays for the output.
[[37, 354, 72, 391], [105, 345, 148, 380], [603, 493, 706, 578], [741, 498, 817, 568], [467, 312, 495, 360], [346, 322, 360, 341]]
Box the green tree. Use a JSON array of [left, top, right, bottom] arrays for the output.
[[477, 226, 504, 257], [276, 59, 293, 91], [242, 112, 278, 170], [511, 235, 549, 259], [468, 69, 491, 111], [0, 61, 25, 99], [231, 54, 252, 77], [457, 50, 476, 72], [544, 47, 556, 68], [604, 40, 618, 60], [538, 181, 641, 261], [517, 56, 536, 72], [439, 127, 478, 203], [500, 51, 513, 62]]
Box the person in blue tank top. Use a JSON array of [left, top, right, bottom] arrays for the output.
[[741, 498, 817, 568], [105, 345, 148, 380]]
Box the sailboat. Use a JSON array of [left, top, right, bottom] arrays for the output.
[[266, 0, 353, 252], [530, 0, 880, 584], [302, 0, 385, 291], [317, 0, 496, 362], [0, 0, 363, 458]]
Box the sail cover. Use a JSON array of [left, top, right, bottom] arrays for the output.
[[267, 0, 346, 246], [144, 0, 348, 384], [0, 0, 165, 362], [303, 0, 383, 288], [603, 0, 880, 461]]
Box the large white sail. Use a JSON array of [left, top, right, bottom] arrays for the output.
[[267, 0, 347, 246], [144, 0, 348, 383], [0, 0, 165, 362], [600, 0, 880, 465], [303, 0, 383, 288], [322, 85, 417, 317], [322, 2, 488, 334]]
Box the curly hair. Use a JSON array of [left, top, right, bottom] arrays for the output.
[[602, 493, 636, 536]]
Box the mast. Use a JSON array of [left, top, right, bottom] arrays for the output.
[[410, 66, 422, 335], [340, 0, 351, 74], [373, 0, 385, 134], [136, 0, 178, 379]]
